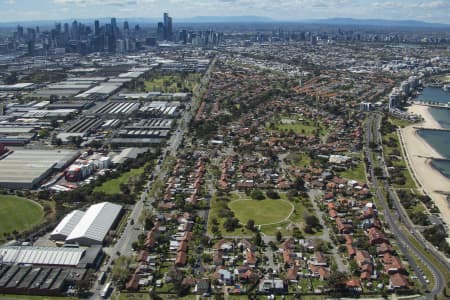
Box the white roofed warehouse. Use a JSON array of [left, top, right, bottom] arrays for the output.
[[50, 210, 85, 241], [52, 202, 123, 246]]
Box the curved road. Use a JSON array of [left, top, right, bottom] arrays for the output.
[[365, 114, 446, 300]]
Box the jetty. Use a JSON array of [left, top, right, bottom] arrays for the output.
[[413, 126, 450, 133], [412, 101, 450, 109]]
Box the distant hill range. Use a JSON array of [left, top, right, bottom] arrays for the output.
[[303, 18, 450, 28], [0, 16, 449, 28]]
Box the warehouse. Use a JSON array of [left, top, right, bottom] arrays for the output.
[[50, 210, 85, 241], [95, 101, 140, 115], [64, 118, 103, 134], [126, 118, 174, 130], [0, 265, 87, 296], [0, 244, 102, 268], [0, 246, 85, 266], [75, 82, 123, 99], [140, 101, 181, 117], [0, 149, 79, 189], [63, 202, 123, 246]]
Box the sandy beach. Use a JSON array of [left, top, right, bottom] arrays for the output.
[[400, 104, 450, 225]]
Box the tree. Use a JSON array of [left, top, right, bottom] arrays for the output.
[[89, 139, 103, 149], [250, 189, 265, 200], [120, 183, 131, 195], [111, 256, 133, 288], [305, 215, 321, 228], [326, 271, 349, 296], [294, 177, 306, 191], [212, 225, 220, 235], [266, 190, 280, 199], [75, 279, 91, 296], [349, 260, 359, 275], [246, 219, 255, 231], [254, 232, 262, 246], [68, 135, 83, 147], [276, 231, 282, 242]]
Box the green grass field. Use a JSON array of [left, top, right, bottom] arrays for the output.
[[268, 114, 327, 137], [208, 192, 319, 237], [229, 198, 293, 225], [389, 116, 413, 128], [0, 195, 44, 240], [286, 152, 312, 167], [143, 74, 201, 93], [94, 165, 145, 194], [383, 131, 416, 189], [338, 161, 367, 182]]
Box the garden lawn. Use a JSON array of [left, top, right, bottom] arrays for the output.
[[0, 195, 44, 239], [229, 198, 293, 225]]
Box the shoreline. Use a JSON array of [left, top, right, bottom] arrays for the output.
[[400, 104, 450, 225]]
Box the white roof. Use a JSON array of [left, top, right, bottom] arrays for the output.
[[0, 246, 85, 266], [50, 210, 85, 238], [66, 202, 122, 244]]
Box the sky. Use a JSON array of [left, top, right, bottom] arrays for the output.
[[0, 0, 449, 24]]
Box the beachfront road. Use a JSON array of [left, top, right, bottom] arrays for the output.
[[365, 114, 445, 300]]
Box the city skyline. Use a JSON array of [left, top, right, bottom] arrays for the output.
[[0, 0, 450, 24]]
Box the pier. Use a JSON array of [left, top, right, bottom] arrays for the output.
[[412, 101, 450, 109], [413, 126, 450, 133], [418, 156, 450, 162]]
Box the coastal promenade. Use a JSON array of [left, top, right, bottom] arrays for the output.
[[400, 104, 450, 225]]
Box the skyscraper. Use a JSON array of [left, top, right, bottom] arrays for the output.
[[111, 18, 117, 36], [94, 20, 100, 36], [162, 12, 173, 41]]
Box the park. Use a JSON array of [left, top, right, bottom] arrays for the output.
[[0, 195, 44, 241]]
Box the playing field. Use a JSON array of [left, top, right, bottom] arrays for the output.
[[229, 199, 293, 225], [0, 195, 44, 239]]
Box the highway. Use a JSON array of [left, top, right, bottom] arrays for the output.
[[365, 114, 446, 300]]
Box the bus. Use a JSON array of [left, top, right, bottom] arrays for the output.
[[97, 271, 106, 284], [101, 282, 112, 299]]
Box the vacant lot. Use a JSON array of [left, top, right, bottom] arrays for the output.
[[94, 166, 145, 195], [143, 73, 201, 93], [0, 195, 44, 239]]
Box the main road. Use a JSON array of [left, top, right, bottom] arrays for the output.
[[365, 114, 446, 300]]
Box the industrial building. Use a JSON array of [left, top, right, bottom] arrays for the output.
[[126, 118, 174, 130], [64, 156, 111, 182], [0, 245, 103, 296], [140, 101, 180, 117], [0, 244, 102, 268], [0, 149, 79, 189], [0, 265, 87, 296], [50, 210, 85, 241], [51, 202, 123, 246], [95, 101, 140, 115]]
